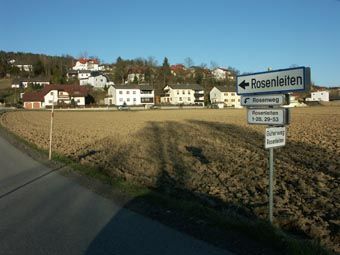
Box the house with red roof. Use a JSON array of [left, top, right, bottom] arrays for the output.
[[23, 84, 88, 109], [170, 64, 186, 76], [72, 58, 103, 71]]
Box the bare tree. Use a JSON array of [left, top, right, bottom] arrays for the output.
[[184, 57, 194, 68]]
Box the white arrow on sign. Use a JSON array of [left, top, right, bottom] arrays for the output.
[[241, 94, 289, 106], [237, 67, 310, 95], [247, 108, 290, 125]]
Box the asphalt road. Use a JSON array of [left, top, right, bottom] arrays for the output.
[[0, 135, 234, 255]]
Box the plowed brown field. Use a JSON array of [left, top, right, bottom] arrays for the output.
[[1, 107, 339, 252]]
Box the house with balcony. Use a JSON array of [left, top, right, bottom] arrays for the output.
[[212, 68, 235, 81], [105, 84, 154, 106], [22, 84, 88, 109], [210, 86, 241, 108], [161, 84, 205, 106]]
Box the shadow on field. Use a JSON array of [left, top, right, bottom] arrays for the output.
[[83, 119, 339, 254]]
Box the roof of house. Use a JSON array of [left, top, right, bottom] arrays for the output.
[[214, 85, 236, 93], [22, 84, 88, 102], [78, 58, 99, 64], [22, 91, 44, 102], [112, 84, 154, 90], [214, 67, 231, 72], [140, 85, 153, 91], [166, 84, 203, 90], [214, 86, 228, 92], [170, 64, 186, 71]]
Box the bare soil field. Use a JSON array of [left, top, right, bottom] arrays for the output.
[[1, 107, 339, 252]]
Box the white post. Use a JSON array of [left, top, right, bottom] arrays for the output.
[[48, 94, 55, 160]]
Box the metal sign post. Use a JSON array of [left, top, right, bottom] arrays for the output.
[[269, 147, 274, 223], [48, 94, 55, 160]]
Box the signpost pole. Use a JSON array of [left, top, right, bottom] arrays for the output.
[[48, 95, 54, 161], [269, 147, 274, 223]]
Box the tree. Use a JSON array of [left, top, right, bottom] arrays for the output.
[[161, 57, 171, 86], [33, 60, 45, 76], [210, 61, 218, 69], [114, 57, 127, 84], [184, 57, 194, 68]]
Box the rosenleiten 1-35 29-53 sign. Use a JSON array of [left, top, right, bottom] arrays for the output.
[[247, 108, 290, 125]]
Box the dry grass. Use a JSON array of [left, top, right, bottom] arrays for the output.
[[1, 107, 339, 252], [0, 78, 12, 90]]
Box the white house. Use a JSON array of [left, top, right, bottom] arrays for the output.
[[15, 64, 33, 72], [9, 59, 33, 72], [23, 84, 88, 109], [127, 73, 145, 83], [21, 79, 50, 88], [210, 86, 241, 108], [306, 91, 330, 102], [72, 58, 103, 71], [212, 68, 235, 81], [161, 84, 205, 106], [79, 72, 108, 88], [105, 84, 154, 106]]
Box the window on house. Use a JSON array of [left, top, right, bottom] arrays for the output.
[[188, 91, 191, 95], [119, 91, 123, 94], [238, 99, 240, 102], [224, 93, 227, 96], [182, 90, 185, 95], [231, 93, 235, 96], [133, 91, 136, 94], [177, 90, 179, 95], [77, 99, 80, 103], [133, 98, 136, 101], [231, 99, 235, 102], [179, 97, 182, 101], [188, 97, 191, 101], [127, 98, 130, 102], [225, 99, 228, 102], [127, 91, 130, 94], [50, 92, 54, 95], [49, 100, 53, 103], [119, 98, 123, 102]]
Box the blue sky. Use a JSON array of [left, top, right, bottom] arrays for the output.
[[1, 0, 339, 86]]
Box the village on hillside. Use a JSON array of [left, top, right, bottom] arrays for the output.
[[0, 51, 339, 110]]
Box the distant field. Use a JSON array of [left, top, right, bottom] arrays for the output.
[[0, 79, 11, 90], [1, 107, 339, 252]]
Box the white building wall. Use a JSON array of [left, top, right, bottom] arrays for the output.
[[311, 91, 329, 102], [210, 87, 223, 103], [78, 72, 91, 79], [72, 97, 85, 106], [222, 92, 241, 108], [44, 90, 59, 106], [115, 89, 141, 105], [209, 87, 241, 108], [163, 86, 203, 105]]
